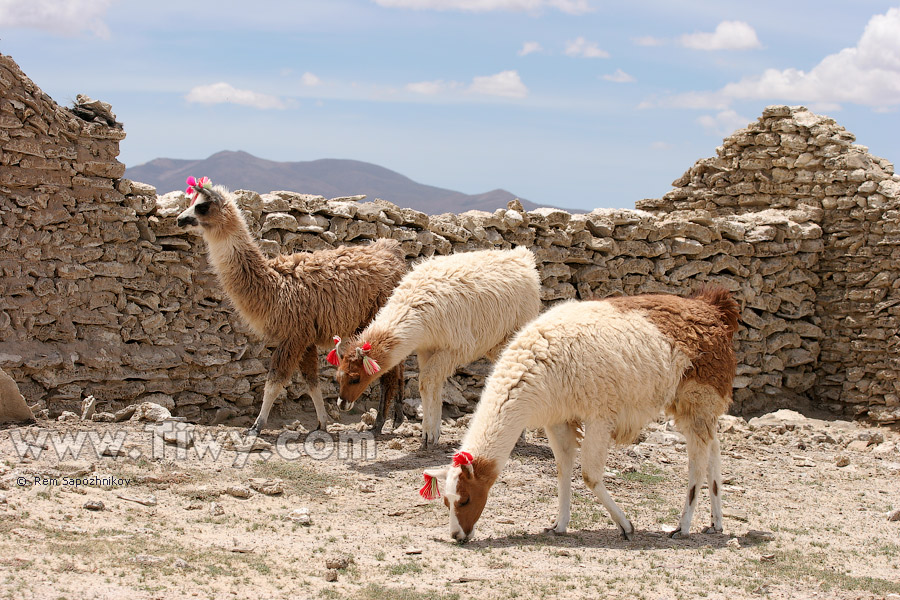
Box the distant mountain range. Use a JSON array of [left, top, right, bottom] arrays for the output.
[[125, 150, 571, 215]]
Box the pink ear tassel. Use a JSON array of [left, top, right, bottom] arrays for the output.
[[326, 336, 341, 367], [185, 175, 212, 205], [419, 473, 440, 500], [362, 356, 380, 376], [453, 451, 474, 467]]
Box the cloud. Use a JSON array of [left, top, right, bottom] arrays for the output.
[[185, 83, 286, 110], [406, 80, 458, 94], [373, 0, 592, 14], [301, 72, 322, 86], [603, 69, 635, 83], [651, 7, 900, 111], [633, 35, 665, 47], [565, 36, 609, 58], [697, 110, 751, 136], [518, 41, 543, 56], [469, 70, 528, 98], [651, 141, 673, 151], [679, 21, 761, 51], [0, 0, 115, 38]]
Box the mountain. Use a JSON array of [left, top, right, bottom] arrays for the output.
[[124, 150, 569, 215]]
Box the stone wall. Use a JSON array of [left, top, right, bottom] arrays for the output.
[[2, 54, 899, 425], [638, 105, 900, 423]]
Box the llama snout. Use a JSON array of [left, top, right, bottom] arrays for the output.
[[176, 215, 198, 228], [336, 397, 354, 412]]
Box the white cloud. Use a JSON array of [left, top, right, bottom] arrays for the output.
[[468, 70, 528, 98], [634, 35, 665, 47], [0, 0, 115, 38], [697, 110, 751, 136], [651, 141, 673, 151], [680, 21, 761, 51], [518, 41, 543, 56], [406, 79, 458, 94], [301, 72, 322, 86], [185, 83, 286, 110], [603, 69, 635, 83], [657, 7, 900, 111], [373, 0, 592, 14], [565, 36, 609, 58]]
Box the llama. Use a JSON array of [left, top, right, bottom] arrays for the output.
[[175, 177, 407, 434], [333, 246, 541, 448], [420, 288, 739, 542]]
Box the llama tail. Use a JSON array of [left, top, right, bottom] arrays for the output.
[[693, 286, 740, 336]]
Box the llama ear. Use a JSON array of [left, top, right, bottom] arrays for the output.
[[458, 462, 475, 479]]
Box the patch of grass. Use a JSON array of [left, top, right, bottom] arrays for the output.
[[620, 464, 666, 485], [353, 584, 460, 600], [388, 560, 424, 576], [738, 550, 900, 595], [251, 460, 346, 496]]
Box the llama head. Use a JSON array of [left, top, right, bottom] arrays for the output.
[[176, 178, 234, 235], [335, 340, 382, 412], [421, 452, 499, 543]]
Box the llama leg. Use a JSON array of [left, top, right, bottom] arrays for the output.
[[298, 345, 329, 431], [418, 350, 456, 449], [670, 426, 712, 539], [581, 421, 634, 540], [702, 434, 724, 534], [249, 380, 285, 436], [543, 421, 579, 534], [376, 363, 404, 434], [250, 340, 305, 435]]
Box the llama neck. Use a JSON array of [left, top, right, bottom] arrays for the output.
[[202, 204, 273, 313], [358, 307, 426, 371], [461, 368, 537, 472]]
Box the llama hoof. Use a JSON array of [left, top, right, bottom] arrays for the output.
[[247, 423, 262, 436], [619, 521, 635, 541], [702, 525, 723, 535], [543, 524, 567, 535], [668, 528, 688, 539]]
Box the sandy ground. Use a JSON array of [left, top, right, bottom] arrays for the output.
[[1, 403, 898, 600]]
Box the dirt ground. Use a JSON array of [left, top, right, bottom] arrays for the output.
[[1, 402, 898, 600]]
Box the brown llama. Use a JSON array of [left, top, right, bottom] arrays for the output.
[[421, 288, 739, 542], [176, 177, 407, 434]]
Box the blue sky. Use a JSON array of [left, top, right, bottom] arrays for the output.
[[2, 1, 899, 211]]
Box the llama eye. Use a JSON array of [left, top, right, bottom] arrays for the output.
[[349, 376, 360, 385], [459, 498, 470, 507], [195, 202, 210, 215]]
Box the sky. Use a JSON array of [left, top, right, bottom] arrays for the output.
[[1, 1, 900, 211]]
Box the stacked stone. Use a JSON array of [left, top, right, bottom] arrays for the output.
[[2, 51, 898, 424], [639, 105, 900, 423]]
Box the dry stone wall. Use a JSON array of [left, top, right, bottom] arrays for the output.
[[2, 54, 899, 425]]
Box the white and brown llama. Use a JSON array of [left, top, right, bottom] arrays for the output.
[[421, 287, 739, 542], [333, 246, 541, 448], [176, 177, 407, 434]]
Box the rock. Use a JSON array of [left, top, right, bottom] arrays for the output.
[[386, 438, 404, 450], [129, 402, 172, 422], [225, 485, 252, 499], [744, 530, 775, 542], [249, 478, 283, 495], [224, 437, 273, 452], [361, 409, 377, 427], [887, 509, 900, 522], [726, 537, 741, 549], [57, 411, 79, 422], [173, 558, 190, 569], [359, 482, 375, 493], [288, 507, 311, 525], [325, 556, 351, 569], [835, 455, 850, 467], [83, 499, 104, 511], [209, 502, 224, 516], [0, 493, 6, 504], [324, 569, 338, 582], [748, 409, 807, 430], [846, 440, 870, 452], [857, 431, 885, 445], [91, 412, 116, 423], [80, 396, 97, 421], [130, 554, 166, 565]]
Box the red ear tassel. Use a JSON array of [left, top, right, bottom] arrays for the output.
[[326, 336, 341, 367], [419, 473, 440, 500], [452, 451, 474, 467]]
